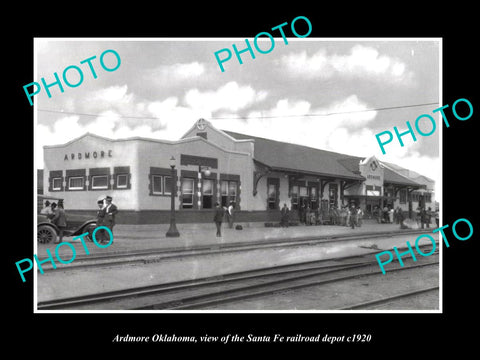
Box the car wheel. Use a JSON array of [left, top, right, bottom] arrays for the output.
[[38, 225, 56, 244]]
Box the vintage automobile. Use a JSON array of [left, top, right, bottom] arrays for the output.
[[37, 195, 97, 243]]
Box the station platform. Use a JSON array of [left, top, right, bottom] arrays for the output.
[[35, 219, 438, 303], [37, 219, 435, 256]]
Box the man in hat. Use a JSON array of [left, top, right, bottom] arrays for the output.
[[95, 199, 107, 243], [213, 202, 224, 237], [349, 203, 357, 229], [280, 203, 290, 228], [104, 196, 118, 243], [49, 202, 67, 243]]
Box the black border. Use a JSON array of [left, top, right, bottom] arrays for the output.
[[7, 5, 479, 354]]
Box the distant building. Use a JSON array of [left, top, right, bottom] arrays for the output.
[[41, 119, 435, 223]]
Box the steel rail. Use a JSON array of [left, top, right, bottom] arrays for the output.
[[155, 260, 439, 310], [37, 247, 439, 310], [37, 260, 377, 310], [36, 228, 435, 272], [339, 286, 440, 310]]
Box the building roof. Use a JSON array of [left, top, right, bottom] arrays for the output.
[[224, 130, 424, 187], [383, 161, 434, 183], [337, 156, 364, 175], [383, 167, 423, 187], [223, 131, 365, 181]]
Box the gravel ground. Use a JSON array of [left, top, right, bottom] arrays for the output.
[[198, 256, 439, 311], [36, 232, 439, 306]]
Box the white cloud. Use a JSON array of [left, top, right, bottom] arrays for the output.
[[279, 45, 413, 83], [79, 85, 137, 117], [184, 81, 268, 113], [93, 85, 133, 103], [213, 95, 377, 151], [151, 61, 205, 81], [213, 95, 440, 198]]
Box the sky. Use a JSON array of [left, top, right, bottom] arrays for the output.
[[34, 38, 441, 199]]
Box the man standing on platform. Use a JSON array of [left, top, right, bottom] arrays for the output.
[[280, 203, 290, 228], [214, 202, 224, 237], [349, 204, 357, 229], [104, 195, 118, 243], [95, 199, 106, 243], [227, 201, 235, 229], [49, 202, 67, 243], [357, 206, 364, 227]]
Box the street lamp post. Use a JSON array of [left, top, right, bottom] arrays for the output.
[[166, 156, 180, 237]]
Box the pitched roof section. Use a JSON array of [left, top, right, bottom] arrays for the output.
[[337, 156, 364, 175], [383, 161, 434, 183], [223, 130, 365, 181], [383, 166, 424, 187], [224, 130, 425, 187]]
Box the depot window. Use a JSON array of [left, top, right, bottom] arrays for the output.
[[202, 179, 214, 209], [267, 178, 279, 210], [291, 185, 299, 209], [152, 175, 163, 194], [181, 178, 194, 209], [221, 180, 237, 207], [65, 169, 86, 191], [411, 192, 420, 202], [116, 174, 128, 189], [164, 176, 172, 195], [91, 175, 109, 190], [268, 185, 276, 209], [151, 174, 172, 195], [149, 167, 173, 196], [68, 177, 84, 190], [113, 166, 131, 190], [310, 187, 317, 208], [425, 192, 432, 203], [52, 178, 62, 191], [366, 185, 381, 196], [329, 183, 338, 208], [49, 170, 64, 192]]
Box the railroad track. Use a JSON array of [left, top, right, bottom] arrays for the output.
[[36, 229, 434, 272], [37, 244, 439, 311], [339, 286, 440, 310]]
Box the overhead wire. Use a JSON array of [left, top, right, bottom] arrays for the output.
[[37, 101, 439, 120]]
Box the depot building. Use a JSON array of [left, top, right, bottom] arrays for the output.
[[41, 119, 435, 224]]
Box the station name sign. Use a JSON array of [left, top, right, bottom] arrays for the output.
[[64, 150, 112, 161]]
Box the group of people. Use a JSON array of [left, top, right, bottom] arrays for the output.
[[213, 201, 235, 237], [372, 205, 438, 228], [40, 195, 118, 244], [286, 203, 325, 226], [415, 206, 437, 228], [278, 202, 364, 229], [95, 195, 118, 243], [330, 204, 364, 228], [372, 205, 402, 224], [40, 200, 67, 243]]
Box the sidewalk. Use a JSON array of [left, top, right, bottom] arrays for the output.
[[98, 220, 430, 252], [37, 220, 434, 256], [36, 220, 436, 302]]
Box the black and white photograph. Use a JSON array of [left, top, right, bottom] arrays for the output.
[[7, 7, 479, 353], [33, 38, 441, 312]]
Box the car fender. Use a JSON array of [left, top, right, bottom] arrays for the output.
[[72, 220, 97, 236], [37, 221, 59, 232]]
